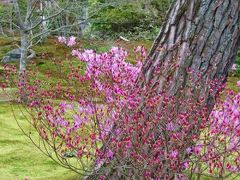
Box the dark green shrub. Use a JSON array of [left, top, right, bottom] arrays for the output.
[[91, 5, 146, 33], [89, 0, 171, 40]]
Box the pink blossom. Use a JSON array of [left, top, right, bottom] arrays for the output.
[[99, 175, 105, 180], [193, 146, 202, 155], [226, 163, 232, 170], [186, 147, 192, 154], [183, 161, 190, 169], [58, 36, 66, 44], [73, 114, 83, 127], [59, 102, 72, 110], [231, 64, 237, 70], [67, 36, 76, 47], [231, 166, 239, 173], [170, 150, 178, 159], [166, 122, 175, 131], [135, 46, 142, 52], [237, 81, 240, 87], [126, 141, 132, 149], [107, 150, 113, 159]]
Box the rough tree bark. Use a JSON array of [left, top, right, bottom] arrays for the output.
[[142, 0, 239, 106], [87, 0, 240, 179]]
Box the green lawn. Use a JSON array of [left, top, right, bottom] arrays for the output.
[[0, 102, 79, 180]]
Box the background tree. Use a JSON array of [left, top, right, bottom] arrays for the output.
[[2, 0, 119, 74], [11, 0, 75, 74]]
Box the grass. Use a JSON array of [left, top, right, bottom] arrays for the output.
[[227, 75, 240, 92], [0, 102, 79, 180]]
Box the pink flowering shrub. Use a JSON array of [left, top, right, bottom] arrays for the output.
[[1, 39, 239, 179], [58, 36, 76, 47], [186, 89, 240, 177], [209, 91, 240, 173]]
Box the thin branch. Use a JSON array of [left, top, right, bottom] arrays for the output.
[[30, 2, 116, 41], [25, 0, 39, 22], [12, 0, 25, 30], [26, 9, 64, 32], [0, 21, 20, 29]]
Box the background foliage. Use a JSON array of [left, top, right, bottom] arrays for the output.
[[89, 0, 171, 39]]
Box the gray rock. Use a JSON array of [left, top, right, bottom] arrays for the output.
[[1, 48, 35, 63], [2, 49, 21, 63]]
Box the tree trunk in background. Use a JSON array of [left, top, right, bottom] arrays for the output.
[[39, 2, 48, 41], [19, 30, 29, 102], [87, 0, 240, 179], [80, 1, 89, 36], [19, 31, 28, 74]]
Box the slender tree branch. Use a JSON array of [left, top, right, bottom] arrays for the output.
[[26, 9, 64, 32]]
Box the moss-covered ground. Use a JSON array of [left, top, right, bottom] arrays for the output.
[[0, 102, 79, 180]]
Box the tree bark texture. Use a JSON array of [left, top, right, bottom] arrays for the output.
[[141, 0, 240, 109]]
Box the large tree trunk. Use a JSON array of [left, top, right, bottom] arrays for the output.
[[87, 0, 240, 179], [142, 0, 240, 106]]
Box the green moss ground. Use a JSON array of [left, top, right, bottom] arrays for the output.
[[0, 103, 78, 180]]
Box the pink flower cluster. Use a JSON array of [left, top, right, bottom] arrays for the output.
[[198, 89, 240, 175], [58, 36, 76, 47], [231, 64, 238, 71], [70, 46, 143, 140]]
